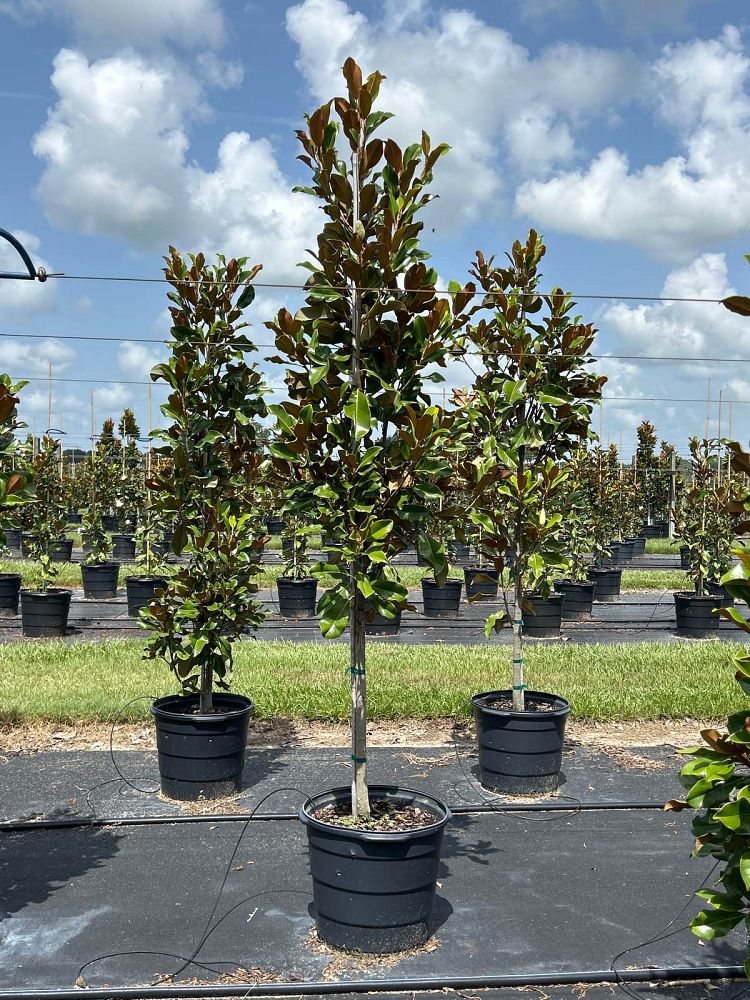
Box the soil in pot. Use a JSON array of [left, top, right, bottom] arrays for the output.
[[674, 591, 721, 638], [554, 580, 594, 620], [111, 534, 136, 560], [587, 567, 622, 603], [81, 561, 120, 599], [300, 785, 450, 954], [0, 573, 22, 616], [463, 566, 499, 600], [421, 578, 462, 617], [151, 692, 253, 801], [277, 577, 318, 618], [126, 576, 168, 616], [522, 593, 563, 638], [472, 689, 570, 794], [20, 588, 72, 637], [48, 538, 74, 563]]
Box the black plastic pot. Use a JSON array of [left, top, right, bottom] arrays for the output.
[[151, 693, 253, 801], [20, 533, 37, 558], [706, 580, 734, 608], [452, 542, 471, 563], [66, 511, 82, 525], [642, 524, 661, 539], [655, 518, 669, 538], [102, 514, 119, 532], [111, 534, 136, 560], [680, 546, 690, 570], [616, 540, 635, 562], [587, 567, 622, 603], [523, 593, 563, 638], [322, 534, 341, 564], [463, 566, 499, 600], [0, 573, 21, 615], [421, 578, 462, 617], [674, 592, 721, 638], [277, 577, 317, 618], [266, 517, 286, 535], [81, 561, 120, 599], [300, 785, 450, 954], [126, 576, 168, 616], [554, 580, 594, 620], [472, 689, 571, 795], [20, 588, 72, 637], [365, 605, 402, 635], [625, 536, 646, 557], [48, 538, 73, 563], [4, 528, 21, 551]]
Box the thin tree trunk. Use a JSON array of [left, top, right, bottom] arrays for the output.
[[512, 511, 525, 712]]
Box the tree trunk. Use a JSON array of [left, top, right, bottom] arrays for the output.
[[350, 559, 370, 818], [200, 662, 213, 714], [512, 546, 525, 712]]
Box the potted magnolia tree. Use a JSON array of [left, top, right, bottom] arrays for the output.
[[141, 248, 267, 801], [125, 499, 170, 617], [0, 377, 32, 615], [80, 446, 121, 599], [267, 59, 473, 953], [458, 231, 604, 795], [277, 517, 317, 617], [585, 446, 623, 602], [554, 450, 596, 619]]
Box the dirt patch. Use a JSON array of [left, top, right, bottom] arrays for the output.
[[0, 715, 719, 755], [306, 926, 440, 980], [598, 745, 669, 769]]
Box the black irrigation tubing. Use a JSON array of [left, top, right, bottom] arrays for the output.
[[0, 966, 745, 1000]]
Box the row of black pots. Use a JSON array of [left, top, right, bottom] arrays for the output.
[[642, 519, 669, 539]]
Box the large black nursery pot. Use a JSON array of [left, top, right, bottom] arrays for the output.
[[365, 606, 402, 635], [4, 527, 21, 551], [48, 538, 73, 563], [616, 539, 634, 562], [587, 566, 622, 603], [111, 534, 136, 560], [20, 533, 37, 558], [277, 577, 317, 617], [300, 785, 450, 954], [554, 579, 594, 620], [452, 542, 471, 563], [706, 579, 734, 608], [101, 514, 119, 532], [20, 588, 72, 637], [523, 593, 563, 638], [624, 535, 646, 557], [674, 592, 721, 638], [655, 518, 669, 538], [151, 693, 253, 801], [680, 546, 691, 570], [463, 566, 499, 600], [66, 510, 82, 525], [472, 689, 570, 794], [642, 524, 661, 539], [265, 516, 286, 535], [421, 578, 462, 617], [126, 576, 168, 617], [81, 561, 120, 599], [0, 573, 22, 615]]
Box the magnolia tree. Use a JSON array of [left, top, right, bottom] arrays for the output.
[[267, 59, 474, 818], [142, 250, 267, 713], [457, 232, 604, 711], [0, 377, 32, 541]]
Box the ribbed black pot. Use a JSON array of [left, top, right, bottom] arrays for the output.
[[616, 540, 634, 562], [4, 528, 21, 551], [0, 573, 21, 615], [111, 534, 136, 560], [266, 517, 286, 535], [101, 514, 119, 532], [20, 588, 72, 637], [680, 546, 691, 570], [365, 606, 402, 635], [301, 785, 450, 954], [20, 533, 37, 558], [277, 577, 317, 618], [66, 511, 82, 525], [452, 543, 471, 563], [554, 580, 594, 620], [472, 690, 570, 794], [706, 580, 734, 608], [463, 566, 499, 600], [421, 578, 462, 617], [81, 561, 120, 599], [523, 593, 563, 638], [587, 567, 622, 603], [674, 592, 721, 638], [642, 524, 661, 539], [151, 693, 253, 801], [48, 538, 73, 563], [655, 519, 669, 538], [126, 576, 168, 616], [624, 536, 646, 557]]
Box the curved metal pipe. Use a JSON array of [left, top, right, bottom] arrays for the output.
[[0, 228, 46, 281]]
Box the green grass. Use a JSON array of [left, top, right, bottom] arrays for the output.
[[0, 638, 744, 724], [645, 538, 680, 555], [621, 569, 687, 591]]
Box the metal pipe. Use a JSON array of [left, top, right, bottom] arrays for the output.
[[0, 227, 46, 281]]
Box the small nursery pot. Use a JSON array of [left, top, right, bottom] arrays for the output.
[[151, 693, 253, 801], [0, 573, 22, 615], [300, 785, 450, 954], [4, 528, 21, 551], [472, 689, 571, 795], [20, 588, 72, 638], [680, 546, 691, 571], [111, 534, 136, 560], [624, 536, 646, 557], [20, 533, 38, 558], [463, 566, 499, 600], [674, 592, 721, 638], [365, 605, 402, 636], [554, 580, 594, 620], [126, 576, 168, 617], [265, 517, 286, 536], [277, 577, 317, 618], [587, 567, 622, 603], [421, 578, 462, 617], [48, 538, 73, 563], [523, 593, 563, 638], [81, 561, 120, 599]]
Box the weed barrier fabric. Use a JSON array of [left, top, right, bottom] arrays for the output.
[[0, 745, 681, 825], [0, 811, 744, 991]]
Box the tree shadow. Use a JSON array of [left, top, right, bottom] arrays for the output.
[[439, 812, 503, 878]]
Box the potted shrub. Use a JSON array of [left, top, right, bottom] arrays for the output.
[[673, 437, 725, 638], [80, 507, 120, 599], [421, 535, 462, 617], [125, 502, 170, 617], [0, 377, 32, 614], [141, 248, 267, 801], [554, 450, 595, 620], [277, 517, 317, 617], [584, 446, 623, 602], [267, 59, 472, 952], [21, 435, 72, 636], [458, 231, 604, 794]]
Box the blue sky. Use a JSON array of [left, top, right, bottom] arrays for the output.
[[1, 0, 750, 456]]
